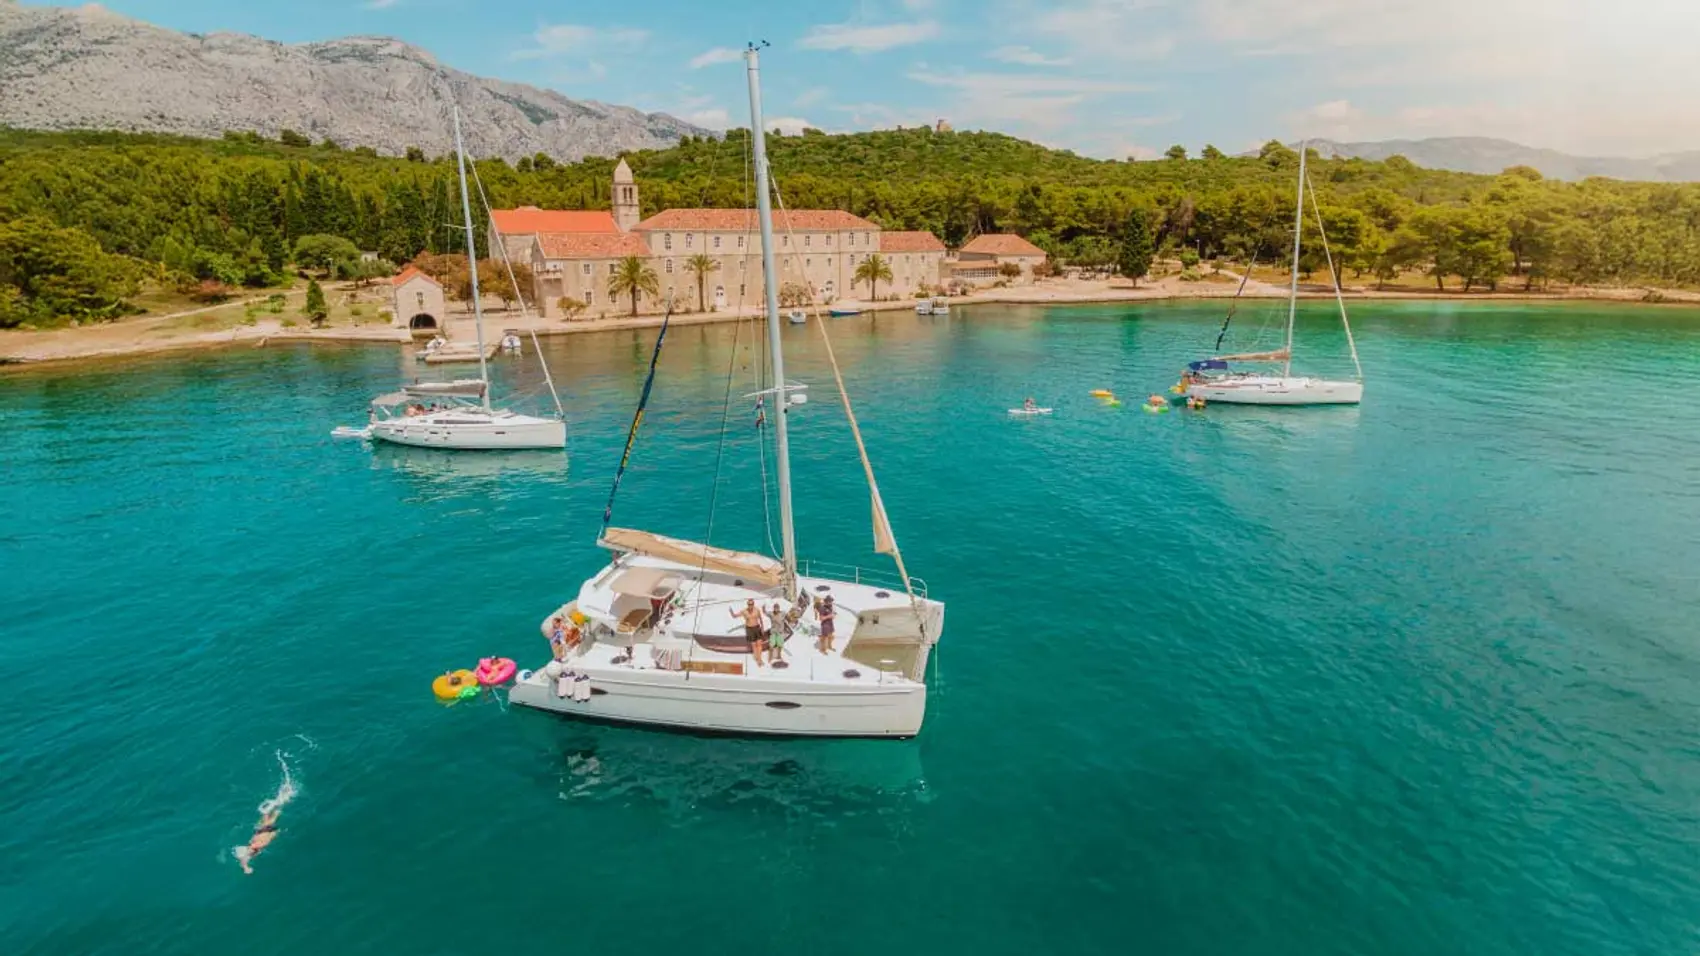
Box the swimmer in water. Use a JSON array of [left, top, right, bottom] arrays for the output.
[[235, 808, 281, 875]]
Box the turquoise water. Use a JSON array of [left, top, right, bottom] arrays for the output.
[[3, 301, 1699, 955]]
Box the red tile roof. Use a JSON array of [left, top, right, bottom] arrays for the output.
[[535, 231, 652, 259], [960, 233, 1048, 257], [491, 207, 621, 235], [879, 231, 946, 253], [633, 208, 878, 232], [391, 265, 440, 287]]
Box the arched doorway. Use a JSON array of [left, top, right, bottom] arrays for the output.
[[714, 285, 727, 310], [409, 313, 438, 331]]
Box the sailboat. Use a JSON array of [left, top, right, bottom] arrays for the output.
[[1182, 141, 1364, 406], [352, 108, 566, 450], [507, 46, 945, 737]]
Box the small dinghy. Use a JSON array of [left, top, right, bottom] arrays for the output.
[[787, 310, 807, 325]]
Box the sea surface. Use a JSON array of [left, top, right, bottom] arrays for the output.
[[2, 300, 1699, 955]]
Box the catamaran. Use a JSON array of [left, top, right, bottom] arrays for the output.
[[507, 46, 944, 737], [1182, 141, 1364, 406], [338, 107, 566, 450]]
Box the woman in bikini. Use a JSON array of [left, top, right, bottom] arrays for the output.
[[235, 808, 281, 875]]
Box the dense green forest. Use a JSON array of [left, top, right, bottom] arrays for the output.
[[2, 125, 1697, 327]]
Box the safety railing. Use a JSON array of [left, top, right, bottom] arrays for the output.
[[796, 559, 928, 600]]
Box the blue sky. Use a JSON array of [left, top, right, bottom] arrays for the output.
[[36, 0, 1700, 157]]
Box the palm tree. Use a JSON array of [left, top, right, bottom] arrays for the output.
[[853, 253, 894, 301], [683, 253, 719, 311], [607, 256, 660, 317]]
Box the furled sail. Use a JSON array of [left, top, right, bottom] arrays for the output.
[[811, 312, 913, 593], [600, 528, 785, 587], [1217, 348, 1291, 362]]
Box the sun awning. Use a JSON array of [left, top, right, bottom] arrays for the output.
[[600, 528, 785, 587], [406, 379, 488, 399], [608, 566, 679, 598], [369, 391, 409, 406]]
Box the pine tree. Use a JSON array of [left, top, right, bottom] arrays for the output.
[[1119, 209, 1154, 287], [304, 278, 328, 325]]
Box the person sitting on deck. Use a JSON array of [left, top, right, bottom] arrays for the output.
[[816, 596, 837, 654], [732, 599, 768, 666]]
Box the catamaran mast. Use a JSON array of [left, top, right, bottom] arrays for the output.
[[1284, 140, 1307, 378], [744, 45, 798, 581], [451, 105, 492, 411]]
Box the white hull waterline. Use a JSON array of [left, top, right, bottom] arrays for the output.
[[1186, 376, 1362, 406], [369, 408, 565, 449]]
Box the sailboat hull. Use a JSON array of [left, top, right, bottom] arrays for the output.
[[1186, 376, 1362, 405], [509, 668, 927, 738], [369, 411, 566, 449]]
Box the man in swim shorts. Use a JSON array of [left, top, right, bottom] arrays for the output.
[[731, 598, 768, 665], [235, 808, 281, 875]]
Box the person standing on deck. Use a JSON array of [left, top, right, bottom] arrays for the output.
[[816, 596, 837, 654], [732, 599, 768, 666], [768, 602, 790, 663]]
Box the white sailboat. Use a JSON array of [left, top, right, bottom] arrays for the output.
[[508, 46, 944, 738], [1183, 142, 1364, 406], [352, 108, 566, 450]]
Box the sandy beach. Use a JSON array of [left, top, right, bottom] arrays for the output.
[[4, 269, 1697, 370]]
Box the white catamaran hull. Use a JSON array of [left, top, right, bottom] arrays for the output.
[[508, 668, 927, 737], [1187, 376, 1362, 406], [369, 411, 565, 449]]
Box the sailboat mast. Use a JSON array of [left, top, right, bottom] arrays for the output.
[[1284, 140, 1307, 378], [451, 105, 492, 410], [744, 46, 798, 580]]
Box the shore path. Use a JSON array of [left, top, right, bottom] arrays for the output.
[[4, 272, 1695, 368]]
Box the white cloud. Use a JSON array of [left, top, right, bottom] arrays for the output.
[[765, 117, 817, 135], [988, 45, 1073, 67], [794, 87, 830, 107], [799, 20, 940, 54], [511, 24, 648, 61], [1025, 1, 1177, 59], [687, 108, 732, 128], [908, 70, 1153, 96], [689, 46, 743, 69]]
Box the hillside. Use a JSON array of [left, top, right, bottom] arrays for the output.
[[2, 126, 1697, 328], [1303, 137, 1700, 183], [0, 0, 703, 161]]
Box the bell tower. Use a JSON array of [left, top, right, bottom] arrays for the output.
[[612, 157, 639, 232]]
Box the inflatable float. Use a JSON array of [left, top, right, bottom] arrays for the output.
[[1089, 389, 1115, 398], [476, 657, 517, 686], [432, 669, 480, 701]]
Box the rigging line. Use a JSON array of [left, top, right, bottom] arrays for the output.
[[1302, 170, 1363, 381], [769, 178, 930, 654], [599, 306, 673, 540], [686, 303, 747, 637], [1213, 201, 1282, 352], [467, 158, 565, 419]]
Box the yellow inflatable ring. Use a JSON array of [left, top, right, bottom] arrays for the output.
[[1089, 389, 1115, 398], [432, 669, 479, 701]]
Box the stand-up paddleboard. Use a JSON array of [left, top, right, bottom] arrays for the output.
[[1008, 407, 1053, 417]]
